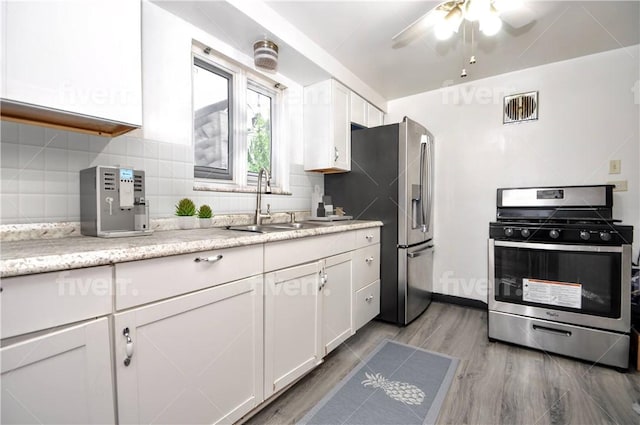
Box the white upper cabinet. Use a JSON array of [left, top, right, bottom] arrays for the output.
[[350, 92, 367, 127], [1, 0, 142, 135], [367, 103, 384, 127], [304, 79, 351, 172]]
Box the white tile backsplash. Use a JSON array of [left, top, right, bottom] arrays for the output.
[[1, 123, 324, 224], [19, 124, 45, 147], [19, 145, 45, 170], [1, 122, 19, 143]]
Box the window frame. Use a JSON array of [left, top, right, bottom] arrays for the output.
[[191, 45, 284, 191], [246, 79, 277, 184], [192, 56, 234, 181]]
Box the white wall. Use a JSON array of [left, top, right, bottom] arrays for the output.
[[387, 45, 640, 302]]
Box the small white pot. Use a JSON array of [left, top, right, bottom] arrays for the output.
[[177, 216, 196, 230], [199, 218, 213, 229]]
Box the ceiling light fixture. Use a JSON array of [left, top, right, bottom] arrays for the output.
[[393, 0, 520, 78], [253, 39, 279, 73]]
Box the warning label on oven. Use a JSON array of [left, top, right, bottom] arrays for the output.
[[522, 278, 582, 309]]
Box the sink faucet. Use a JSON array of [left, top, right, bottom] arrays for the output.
[[255, 168, 272, 225]]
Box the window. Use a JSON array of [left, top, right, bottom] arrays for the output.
[[193, 57, 233, 180], [192, 46, 282, 189], [246, 83, 273, 177]]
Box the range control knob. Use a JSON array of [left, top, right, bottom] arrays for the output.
[[504, 228, 514, 237], [549, 229, 560, 239], [599, 232, 612, 241], [521, 228, 530, 238], [579, 231, 591, 241]]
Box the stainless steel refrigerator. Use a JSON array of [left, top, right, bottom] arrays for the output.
[[325, 117, 434, 325]]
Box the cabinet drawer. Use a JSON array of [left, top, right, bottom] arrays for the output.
[[115, 244, 263, 310], [352, 244, 380, 291], [353, 280, 380, 330], [355, 228, 380, 249], [1, 266, 113, 339], [265, 232, 355, 272]]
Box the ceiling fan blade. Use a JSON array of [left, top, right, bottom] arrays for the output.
[[392, 7, 443, 48], [499, 4, 537, 29]]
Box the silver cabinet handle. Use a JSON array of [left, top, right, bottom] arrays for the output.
[[334, 146, 339, 162], [123, 327, 134, 366], [365, 256, 374, 264], [365, 295, 374, 303], [194, 254, 223, 263]]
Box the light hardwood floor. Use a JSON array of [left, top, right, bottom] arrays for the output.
[[246, 302, 640, 425]]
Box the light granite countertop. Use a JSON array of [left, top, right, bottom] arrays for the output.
[[0, 220, 382, 278]]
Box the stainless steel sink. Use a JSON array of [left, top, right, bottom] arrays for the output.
[[225, 222, 323, 233], [225, 225, 287, 233]]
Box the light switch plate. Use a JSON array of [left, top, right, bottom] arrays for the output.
[[607, 180, 628, 192], [609, 159, 621, 174]]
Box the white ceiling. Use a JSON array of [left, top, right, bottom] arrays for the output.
[[156, 0, 640, 101]]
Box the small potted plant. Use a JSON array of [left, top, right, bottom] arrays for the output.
[[175, 198, 197, 229], [198, 204, 213, 229]]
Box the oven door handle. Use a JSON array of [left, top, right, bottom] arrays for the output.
[[493, 240, 624, 253]]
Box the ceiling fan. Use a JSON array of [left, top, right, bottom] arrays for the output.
[[392, 0, 525, 47]]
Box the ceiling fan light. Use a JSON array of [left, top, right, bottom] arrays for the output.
[[480, 14, 502, 36], [434, 21, 454, 40]]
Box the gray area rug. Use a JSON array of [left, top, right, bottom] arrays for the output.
[[298, 340, 459, 425]]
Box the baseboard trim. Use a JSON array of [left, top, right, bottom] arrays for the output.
[[432, 293, 488, 310]]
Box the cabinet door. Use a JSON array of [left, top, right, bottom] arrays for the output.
[[350, 92, 367, 127], [264, 262, 321, 398], [1, 318, 115, 424], [322, 253, 353, 356], [367, 104, 384, 127], [332, 81, 351, 171], [3, 0, 141, 125], [114, 276, 263, 425]]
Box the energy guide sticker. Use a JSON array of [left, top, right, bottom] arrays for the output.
[[522, 278, 582, 309]]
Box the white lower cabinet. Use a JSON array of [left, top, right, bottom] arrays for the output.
[[113, 275, 264, 425], [354, 280, 381, 330], [1, 318, 115, 424], [264, 262, 321, 398], [321, 252, 353, 356]]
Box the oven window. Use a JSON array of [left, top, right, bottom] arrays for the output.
[[494, 246, 621, 318]]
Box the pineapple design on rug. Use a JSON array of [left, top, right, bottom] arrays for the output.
[[361, 372, 425, 405]]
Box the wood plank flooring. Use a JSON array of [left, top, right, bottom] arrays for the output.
[[245, 302, 640, 425]]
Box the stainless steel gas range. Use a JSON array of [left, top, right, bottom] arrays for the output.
[[488, 185, 634, 369]]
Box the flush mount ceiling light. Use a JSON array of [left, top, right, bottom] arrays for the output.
[[253, 39, 279, 73], [393, 0, 524, 78]]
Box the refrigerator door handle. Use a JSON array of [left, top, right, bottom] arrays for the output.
[[407, 245, 434, 258], [425, 136, 433, 234]]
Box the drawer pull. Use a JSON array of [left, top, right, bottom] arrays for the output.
[[365, 235, 374, 241], [123, 327, 134, 366], [532, 324, 571, 337], [365, 295, 374, 303], [194, 254, 223, 263], [365, 256, 374, 264]]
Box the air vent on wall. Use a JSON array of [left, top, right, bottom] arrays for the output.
[[503, 91, 538, 124]]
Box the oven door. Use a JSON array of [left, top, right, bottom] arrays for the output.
[[488, 240, 631, 333]]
